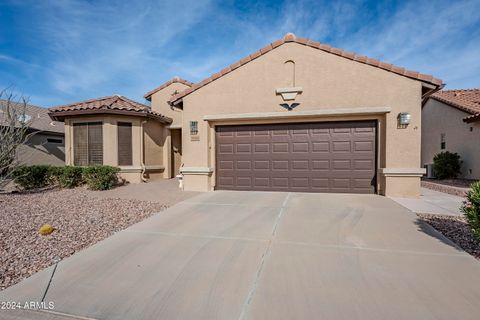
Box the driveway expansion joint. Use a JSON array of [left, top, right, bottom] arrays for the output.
[[125, 229, 269, 243], [238, 192, 291, 320]]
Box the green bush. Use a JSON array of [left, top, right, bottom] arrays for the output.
[[12, 165, 56, 189], [433, 151, 462, 179], [83, 166, 119, 190], [58, 166, 84, 188], [461, 181, 480, 239], [12, 165, 120, 190]]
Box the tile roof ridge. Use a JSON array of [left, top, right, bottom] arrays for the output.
[[49, 95, 116, 111], [143, 76, 194, 99], [169, 32, 442, 105]]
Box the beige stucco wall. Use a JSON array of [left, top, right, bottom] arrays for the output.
[[16, 133, 65, 166], [64, 115, 165, 183], [180, 42, 425, 196], [422, 99, 480, 179], [150, 82, 191, 127], [149, 82, 190, 179]]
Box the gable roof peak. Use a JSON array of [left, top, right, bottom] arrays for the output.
[[144, 77, 193, 100], [283, 32, 297, 41], [169, 34, 442, 105]]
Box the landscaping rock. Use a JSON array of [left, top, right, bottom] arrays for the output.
[[418, 213, 480, 259], [0, 188, 167, 290]]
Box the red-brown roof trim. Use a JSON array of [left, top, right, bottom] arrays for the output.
[[144, 76, 193, 100], [169, 33, 443, 105], [48, 95, 172, 124]]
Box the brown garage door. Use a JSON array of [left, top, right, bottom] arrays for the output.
[[215, 121, 377, 193]]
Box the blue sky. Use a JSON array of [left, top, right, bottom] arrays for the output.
[[1, 0, 479, 107]]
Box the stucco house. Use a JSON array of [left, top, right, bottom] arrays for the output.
[[422, 89, 480, 179], [48, 33, 443, 197], [1, 100, 65, 166]]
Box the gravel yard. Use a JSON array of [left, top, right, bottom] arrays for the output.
[[418, 213, 480, 259], [0, 188, 167, 290]]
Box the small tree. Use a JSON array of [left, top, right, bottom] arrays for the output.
[[0, 90, 33, 188], [433, 151, 462, 179]]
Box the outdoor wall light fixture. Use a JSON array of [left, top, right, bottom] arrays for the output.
[[398, 112, 411, 126]]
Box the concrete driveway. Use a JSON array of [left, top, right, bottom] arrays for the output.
[[2, 191, 480, 320]]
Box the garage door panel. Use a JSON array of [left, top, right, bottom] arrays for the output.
[[218, 144, 234, 154], [332, 141, 351, 152], [216, 121, 376, 193], [312, 142, 329, 152], [354, 141, 374, 152], [254, 144, 270, 153], [292, 160, 309, 170], [272, 160, 289, 170]]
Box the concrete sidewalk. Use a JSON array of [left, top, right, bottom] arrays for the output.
[[1, 191, 479, 320], [390, 187, 464, 215]]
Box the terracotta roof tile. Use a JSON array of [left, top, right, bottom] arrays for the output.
[[330, 47, 343, 55], [239, 56, 251, 65], [220, 67, 231, 75], [378, 62, 393, 70], [284, 32, 296, 42], [169, 32, 443, 105], [250, 51, 261, 60], [230, 61, 242, 70], [296, 37, 309, 45], [48, 95, 172, 123], [354, 55, 368, 63], [260, 44, 273, 54], [271, 39, 284, 48], [430, 89, 480, 122], [341, 51, 356, 59], [307, 40, 322, 49], [319, 43, 332, 51], [143, 76, 193, 100]]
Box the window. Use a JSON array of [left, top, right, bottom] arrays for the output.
[[190, 121, 198, 135], [440, 133, 446, 150], [46, 138, 63, 144], [117, 122, 132, 166], [73, 122, 103, 166]]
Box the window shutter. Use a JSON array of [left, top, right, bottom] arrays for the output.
[[88, 122, 103, 165], [73, 122, 103, 166], [117, 122, 132, 166], [73, 124, 88, 166]]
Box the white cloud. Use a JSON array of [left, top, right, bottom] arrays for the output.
[[3, 0, 479, 106], [27, 0, 214, 99]]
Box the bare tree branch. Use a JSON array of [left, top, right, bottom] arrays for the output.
[[0, 89, 35, 188]]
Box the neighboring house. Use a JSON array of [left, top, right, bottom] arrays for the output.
[[48, 33, 443, 197], [0, 100, 65, 166], [422, 89, 480, 179]]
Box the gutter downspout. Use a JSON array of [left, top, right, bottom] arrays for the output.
[[140, 120, 148, 182]]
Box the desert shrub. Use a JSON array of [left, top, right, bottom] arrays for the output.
[[58, 166, 84, 188], [433, 151, 462, 179], [462, 181, 480, 239], [12, 165, 55, 189], [13, 165, 55, 190], [83, 166, 119, 190]]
